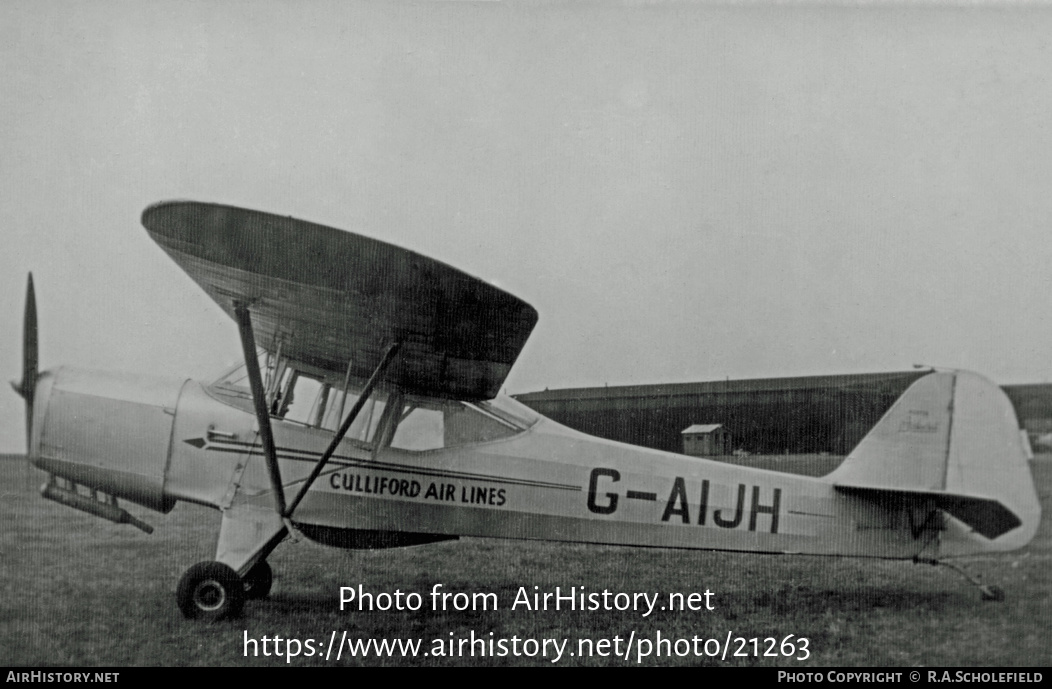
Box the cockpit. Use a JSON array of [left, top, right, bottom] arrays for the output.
[[205, 354, 539, 453]]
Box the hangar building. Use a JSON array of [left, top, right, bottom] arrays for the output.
[[514, 371, 1052, 456]]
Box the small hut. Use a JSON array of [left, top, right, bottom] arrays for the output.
[[681, 424, 732, 456]]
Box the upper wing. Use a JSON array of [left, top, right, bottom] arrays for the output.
[[142, 201, 538, 400]]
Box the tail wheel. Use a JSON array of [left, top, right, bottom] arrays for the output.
[[980, 585, 1006, 602], [242, 560, 273, 600], [176, 561, 244, 621]]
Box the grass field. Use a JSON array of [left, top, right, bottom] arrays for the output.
[[1, 454, 1049, 667]]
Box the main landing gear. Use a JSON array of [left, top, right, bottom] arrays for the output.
[[176, 560, 274, 621]]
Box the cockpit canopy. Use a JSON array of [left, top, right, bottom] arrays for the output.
[[206, 355, 539, 453]]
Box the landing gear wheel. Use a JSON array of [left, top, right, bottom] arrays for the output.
[[176, 561, 244, 621], [242, 560, 273, 600], [980, 585, 1005, 602]]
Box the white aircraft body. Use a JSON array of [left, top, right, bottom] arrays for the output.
[[12, 201, 1041, 619]]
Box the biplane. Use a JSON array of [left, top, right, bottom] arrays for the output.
[[12, 201, 1041, 620]]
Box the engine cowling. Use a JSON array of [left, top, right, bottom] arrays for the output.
[[31, 366, 186, 513]]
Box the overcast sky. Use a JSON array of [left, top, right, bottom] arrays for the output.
[[3, 1, 1052, 452]]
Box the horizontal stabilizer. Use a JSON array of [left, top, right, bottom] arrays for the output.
[[835, 486, 1022, 540]]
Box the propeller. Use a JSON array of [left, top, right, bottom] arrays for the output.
[[11, 273, 38, 453]]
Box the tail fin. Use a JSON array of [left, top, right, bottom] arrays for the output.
[[827, 370, 1040, 550]]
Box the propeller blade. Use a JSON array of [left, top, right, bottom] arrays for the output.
[[18, 273, 38, 450]]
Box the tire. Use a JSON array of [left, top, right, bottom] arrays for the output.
[[176, 561, 245, 621], [980, 585, 1005, 602], [242, 560, 273, 600]]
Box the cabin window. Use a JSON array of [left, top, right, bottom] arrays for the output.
[[322, 390, 390, 440], [390, 405, 445, 451], [209, 362, 389, 445], [389, 400, 522, 451], [279, 375, 324, 426], [210, 360, 535, 450]]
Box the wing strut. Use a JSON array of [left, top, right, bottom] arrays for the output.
[[284, 341, 402, 518], [234, 304, 287, 516]]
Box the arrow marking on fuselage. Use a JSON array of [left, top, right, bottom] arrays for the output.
[[182, 437, 582, 492]]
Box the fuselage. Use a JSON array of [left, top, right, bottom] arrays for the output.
[[27, 364, 1013, 562]]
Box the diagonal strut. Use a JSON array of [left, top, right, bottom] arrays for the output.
[[284, 341, 401, 518]]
